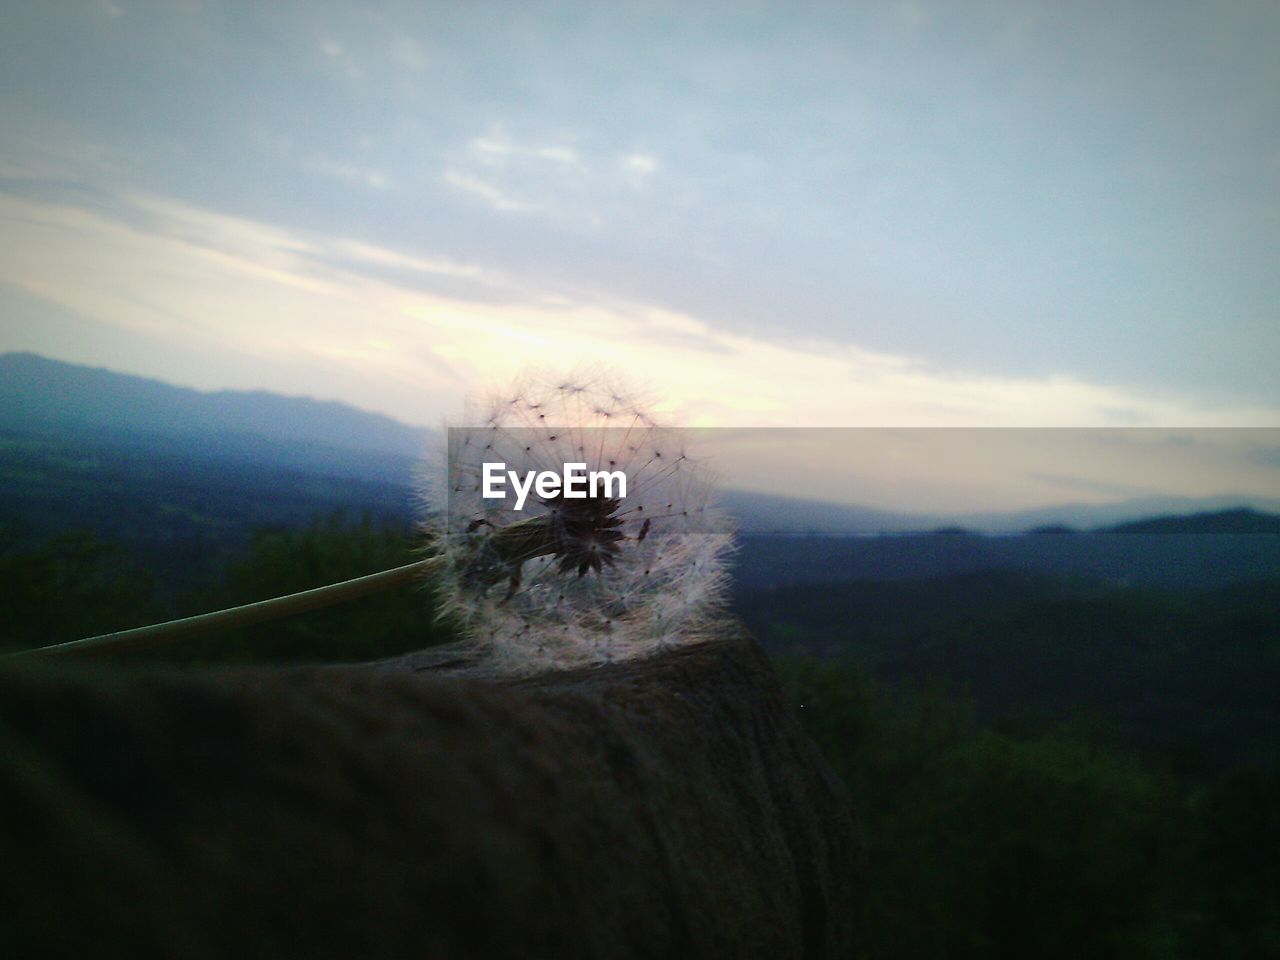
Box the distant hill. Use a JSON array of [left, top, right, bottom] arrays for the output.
[[718, 489, 928, 534], [953, 495, 1280, 534], [732, 527, 1280, 591], [0, 352, 430, 459], [1101, 508, 1280, 535]]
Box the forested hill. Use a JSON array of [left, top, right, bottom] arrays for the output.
[[1102, 507, 1280, 534]]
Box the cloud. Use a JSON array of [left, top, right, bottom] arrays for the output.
[[619, 153, 659, 188], [535, 145, 579, 165], [467, 129, 583, 171], [388, 35, 427, 73], [5, 2, 1279, 409], [318, 38, 361, 81], [440, 129, 668, 230], [442, 170, 535, 213], [620, 154, 658, 176], [469, 136, 514, 166], [3, 186, 1278, 438], [307, 157, 393, 191]]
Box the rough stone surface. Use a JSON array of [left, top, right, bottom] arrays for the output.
[[1, 635, 863, 958]]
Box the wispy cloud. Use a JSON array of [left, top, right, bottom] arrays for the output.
[[442, 127, 666, 229], [388, 35, 427, 73], [3, 186, 1276, 436], [620, 153, 658, 176], [318, 38, 361, 81], [307, 157, 393, 191], [468, 129, 583, 170], [442, 170, 535, 213]]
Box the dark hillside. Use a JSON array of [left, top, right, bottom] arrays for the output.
[[737, 571, 1280, 777], [1102, 507, 1280, 535]]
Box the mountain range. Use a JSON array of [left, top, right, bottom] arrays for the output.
[[0, 352, 428, 456], [3, 351, 1277, 535]]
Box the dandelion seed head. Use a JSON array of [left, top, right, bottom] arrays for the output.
[[420, 369, 733, 671]]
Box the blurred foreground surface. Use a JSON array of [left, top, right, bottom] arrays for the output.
[[0, 636, 861, 959]]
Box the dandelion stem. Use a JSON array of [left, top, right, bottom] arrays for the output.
[[12, 556, 444, 660]]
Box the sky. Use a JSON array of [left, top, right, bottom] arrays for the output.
[[703, 427, 1280, 515], [1, 1, 1279, 448]]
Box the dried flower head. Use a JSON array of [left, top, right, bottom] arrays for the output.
[[421, 369, 733, 671]]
